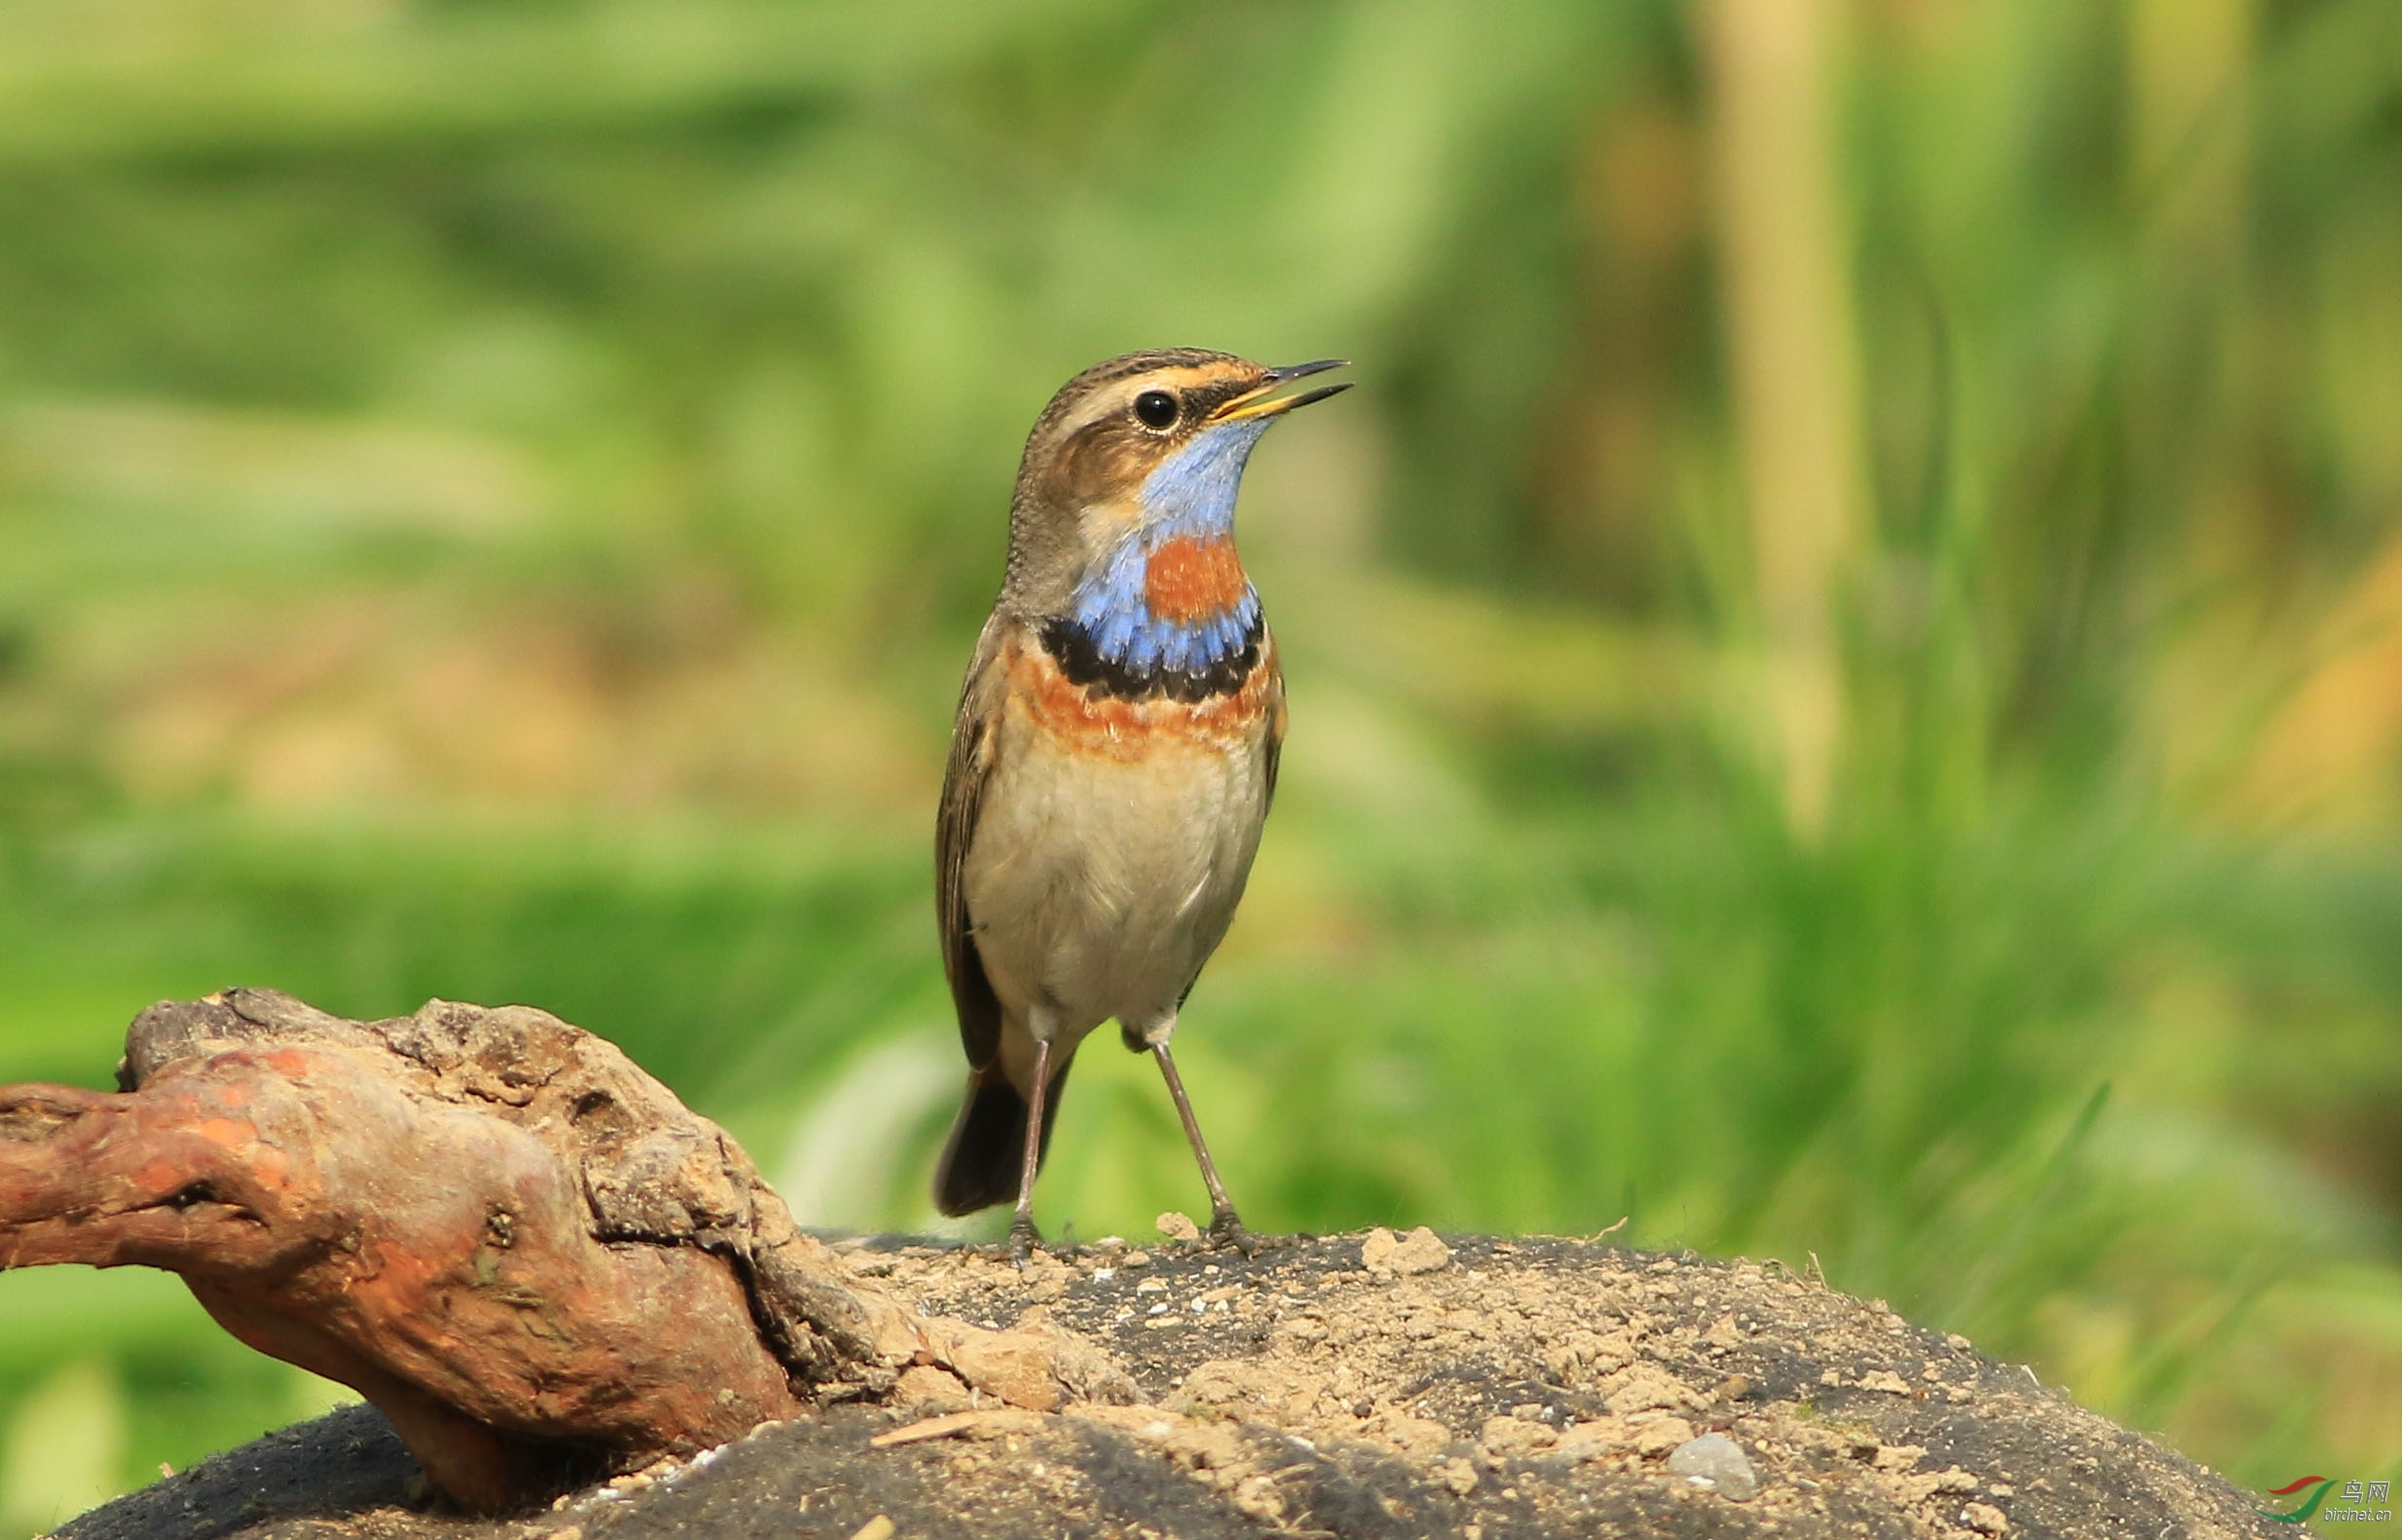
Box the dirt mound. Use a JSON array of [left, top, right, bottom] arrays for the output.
[[62, 1229, 2275, 1539]]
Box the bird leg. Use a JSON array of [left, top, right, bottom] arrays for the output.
[[1009, 1034, 1052, 1265], [1149, 1040, 1264, 1255]]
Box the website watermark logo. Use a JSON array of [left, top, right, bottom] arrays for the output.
[[2260, 1477, 2392, 1524]]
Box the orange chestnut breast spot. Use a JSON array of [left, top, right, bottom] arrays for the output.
[[1144, 536, 1248, 623]]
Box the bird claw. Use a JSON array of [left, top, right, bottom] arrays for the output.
[[1205, 1212, 1279, 1257], [1007, 1216, 1044, 1269]]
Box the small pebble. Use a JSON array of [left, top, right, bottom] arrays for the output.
[[1668, 1432, 1758, 1501], [1361, 1224, 1452, 1275]]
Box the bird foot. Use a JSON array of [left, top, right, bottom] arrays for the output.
[[1006, 1215, 1044, 1269], [1205, 1212, 1282, 1257]]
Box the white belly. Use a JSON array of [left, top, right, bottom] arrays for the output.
[[962, 723, 1268, 1065]]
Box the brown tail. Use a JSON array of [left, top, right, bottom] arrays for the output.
[[931, 1057, 1073, 1217]]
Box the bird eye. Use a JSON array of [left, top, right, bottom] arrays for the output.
[[1133, 390, 1180, 430]]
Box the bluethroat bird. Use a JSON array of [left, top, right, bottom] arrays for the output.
[[931, 349, 1351, 1254]]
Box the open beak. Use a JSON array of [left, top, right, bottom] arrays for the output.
[[1207, 358, 1353, 424]]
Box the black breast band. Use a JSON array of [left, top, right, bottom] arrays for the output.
[[1038, 614, 1263, 703]]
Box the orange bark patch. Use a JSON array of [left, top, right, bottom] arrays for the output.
[[1143, 537, 1248, 622], [133, 1157, 192, 1196], [197, 1117, 256, 1150]]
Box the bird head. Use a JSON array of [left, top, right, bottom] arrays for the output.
[[1000, 349, 1349, 672]]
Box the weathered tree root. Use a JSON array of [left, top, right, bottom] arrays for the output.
[[0, 991, 1131, 1512]]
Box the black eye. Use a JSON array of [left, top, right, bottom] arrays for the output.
[[1133, 390, 1180, 430]]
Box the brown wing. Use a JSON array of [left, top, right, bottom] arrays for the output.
[[1260, 629, 1288, 814], [935, 616, 1011, 1072]]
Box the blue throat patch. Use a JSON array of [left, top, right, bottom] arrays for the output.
[[1068, 420, 1269, 676]]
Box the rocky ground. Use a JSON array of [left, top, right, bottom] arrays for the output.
[[60, 1228, 2279, 1540]]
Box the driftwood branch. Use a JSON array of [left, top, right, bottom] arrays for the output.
[[0, 990, 1125, 1512]]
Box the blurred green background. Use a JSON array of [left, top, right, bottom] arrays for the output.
[[4, 0, 2401, 1525]]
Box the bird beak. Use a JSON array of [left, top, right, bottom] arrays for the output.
[[1207, 358, 1353, 424]]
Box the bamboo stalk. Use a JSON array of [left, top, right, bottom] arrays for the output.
[[1698, 0, 1866, 837]]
